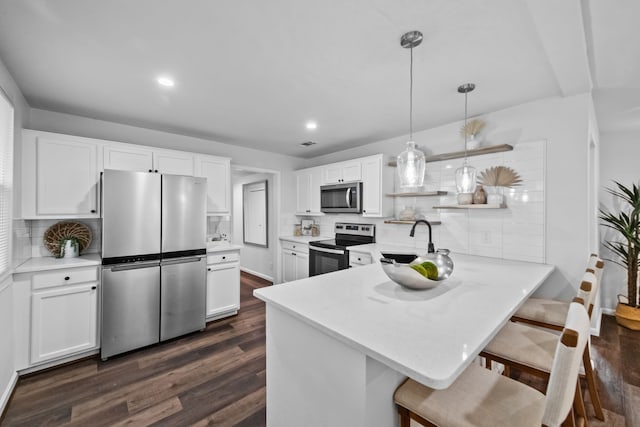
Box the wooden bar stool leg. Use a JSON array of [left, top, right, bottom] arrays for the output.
[[582, 345, 605, 421], [397, 405, 411, 427], [573, 379, 589, 427]]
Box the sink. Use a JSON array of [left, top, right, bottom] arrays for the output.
[[380, 252, 418, 264]]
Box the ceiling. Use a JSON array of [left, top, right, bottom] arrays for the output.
[[0, 0, 637, 158]]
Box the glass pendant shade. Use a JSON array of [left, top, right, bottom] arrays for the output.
[[397, 140, 425, 188], [455, 164, 477, 193]]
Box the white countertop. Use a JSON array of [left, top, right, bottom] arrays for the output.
[[14, 253, 102, 273], [206, 242, 242, 252], [254, 253, 554, 389], [279, 235, 332, 244]]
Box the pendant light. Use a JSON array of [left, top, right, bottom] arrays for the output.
[[455, 83, 477, 201], [397, 31, 425, 188]]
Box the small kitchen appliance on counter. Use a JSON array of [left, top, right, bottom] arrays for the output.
[[309, 222, 375, 276], [101, 169, 207, 360]]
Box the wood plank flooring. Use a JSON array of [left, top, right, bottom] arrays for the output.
[[2, 272, 639, 426], [1, 272, 270, 427]]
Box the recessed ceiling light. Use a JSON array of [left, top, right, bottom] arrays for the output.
[[305, 121, 317, 130], [157, 76, 175, 87]]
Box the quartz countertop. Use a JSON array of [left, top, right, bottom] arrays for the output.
[[254, 253, 554, 389], [206, 242, 242, 252], [279, 235, 332, 244], [14, 253, 102, 274]]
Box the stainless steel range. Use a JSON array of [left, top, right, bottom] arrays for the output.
[[308, 223, 375, 276]]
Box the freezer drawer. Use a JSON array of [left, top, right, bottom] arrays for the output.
[[101, 262, 160, 359], [160, 256, 206, 341]]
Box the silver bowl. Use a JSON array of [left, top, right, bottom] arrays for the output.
[[380, 250, 454, 290]]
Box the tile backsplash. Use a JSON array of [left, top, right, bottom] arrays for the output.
[[296, 140, 546, 263]]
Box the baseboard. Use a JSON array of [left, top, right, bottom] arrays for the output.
[[601, 307, 616, 316], [0, 371, 18, 417], [240, 267, 273, 282]]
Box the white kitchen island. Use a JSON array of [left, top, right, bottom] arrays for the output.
[[253, 253, 554, 427]]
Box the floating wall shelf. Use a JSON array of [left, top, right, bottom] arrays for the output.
[[433, 204, 505, 209], [386, 191, 448, 197], [388, 144, 514, 166], [384, 219, 442, 225]]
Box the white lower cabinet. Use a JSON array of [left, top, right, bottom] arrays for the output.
[[31, 283, 98, 364], [281, 240, 309, 283], [14, 265, 100, 371], [349, 251, 373, 268], [206, 250, 240, 320]]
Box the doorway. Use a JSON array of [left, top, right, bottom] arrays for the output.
[[231, 166, 279, 282]]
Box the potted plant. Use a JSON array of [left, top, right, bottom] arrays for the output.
[[599, 181, 640, 330]]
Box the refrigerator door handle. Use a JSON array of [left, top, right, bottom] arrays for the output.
[[161, 256, 205, 266], [109, 261, 161, 272]]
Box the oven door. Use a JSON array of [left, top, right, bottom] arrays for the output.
[[309, 246, 349, 276]]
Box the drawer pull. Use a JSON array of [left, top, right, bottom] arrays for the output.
[[91, 286, 97, 290], [64, 276, 70, 281], [208, 268, 212, 271], [222, 256, 226, 260]]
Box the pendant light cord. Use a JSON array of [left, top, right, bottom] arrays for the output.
[[463, 90, 468, 165], [409, 46, 413, 141]]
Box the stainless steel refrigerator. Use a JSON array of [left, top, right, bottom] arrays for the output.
[[101, 169, 207, 360]]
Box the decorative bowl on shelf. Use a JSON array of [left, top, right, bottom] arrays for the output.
[[380, 250, 454, 290]]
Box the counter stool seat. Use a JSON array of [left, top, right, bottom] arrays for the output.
[[394, 364, 545, 427], [513, 298, 568, 330]]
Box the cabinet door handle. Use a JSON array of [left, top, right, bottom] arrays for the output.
[[222, 256, 226, 260], [64, 276, 70, 281], [208, 268, 212, 271], [155, 169, 159, 173], [148, 169, 153, 172], [91, 286, 97, 290], [91, 209, 96, 213]]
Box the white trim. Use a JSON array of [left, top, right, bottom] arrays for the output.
[[0, 371, 18, 415], [241, 266, 273, 283], [601, 307, 616, 316]]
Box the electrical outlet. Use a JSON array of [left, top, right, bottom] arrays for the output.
[[482, 231, 491, 244]]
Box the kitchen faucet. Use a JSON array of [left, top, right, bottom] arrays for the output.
[[409, 220, 435, 253]]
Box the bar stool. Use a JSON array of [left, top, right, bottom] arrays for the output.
[[480, 270, 602, 424], [394, 302, 591, 427], [509, 256, 605, 421]]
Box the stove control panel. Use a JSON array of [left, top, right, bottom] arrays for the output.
[[334, 223, 376, 237]]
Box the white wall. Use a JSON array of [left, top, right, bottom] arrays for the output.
[[305, 93, 595, 304], [232, 172, 277, 281], [599, 130, 640, 311], [0, 55, 29, 413]]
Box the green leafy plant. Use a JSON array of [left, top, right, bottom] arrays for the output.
[[599, 181, 640, 308]]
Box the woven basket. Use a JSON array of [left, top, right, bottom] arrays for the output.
[[43, 221, 92, 257]]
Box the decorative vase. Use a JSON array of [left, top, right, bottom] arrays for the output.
[[485, 186, 504, 206], [60, 238, 79, 258], [467, 134, 481, 150], [615, 302, 640, 330], [472, 185, 486, 204]]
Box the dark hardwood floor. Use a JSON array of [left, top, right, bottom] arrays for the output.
[[1, 272, 270, 427], [2, 272, 639, 426]]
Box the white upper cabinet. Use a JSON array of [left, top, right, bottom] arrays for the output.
[[104, 145, 194, 176], [322, 161, 362, 184], [103, 145, 154, 172], [194, 155, 231, 215], [295, 167, 323, 215], [361, 154, 393, 218], [22, 130, 101, 219], [153, 150, 195, 176]]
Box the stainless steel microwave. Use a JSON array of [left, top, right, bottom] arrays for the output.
[[320, 182, 362, 213]]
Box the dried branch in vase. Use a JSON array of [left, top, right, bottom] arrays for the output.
[[477, 166, 522, 187], [459, 118, 485, 137]]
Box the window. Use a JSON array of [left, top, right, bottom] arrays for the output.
[[0, 88, 14, 282]]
